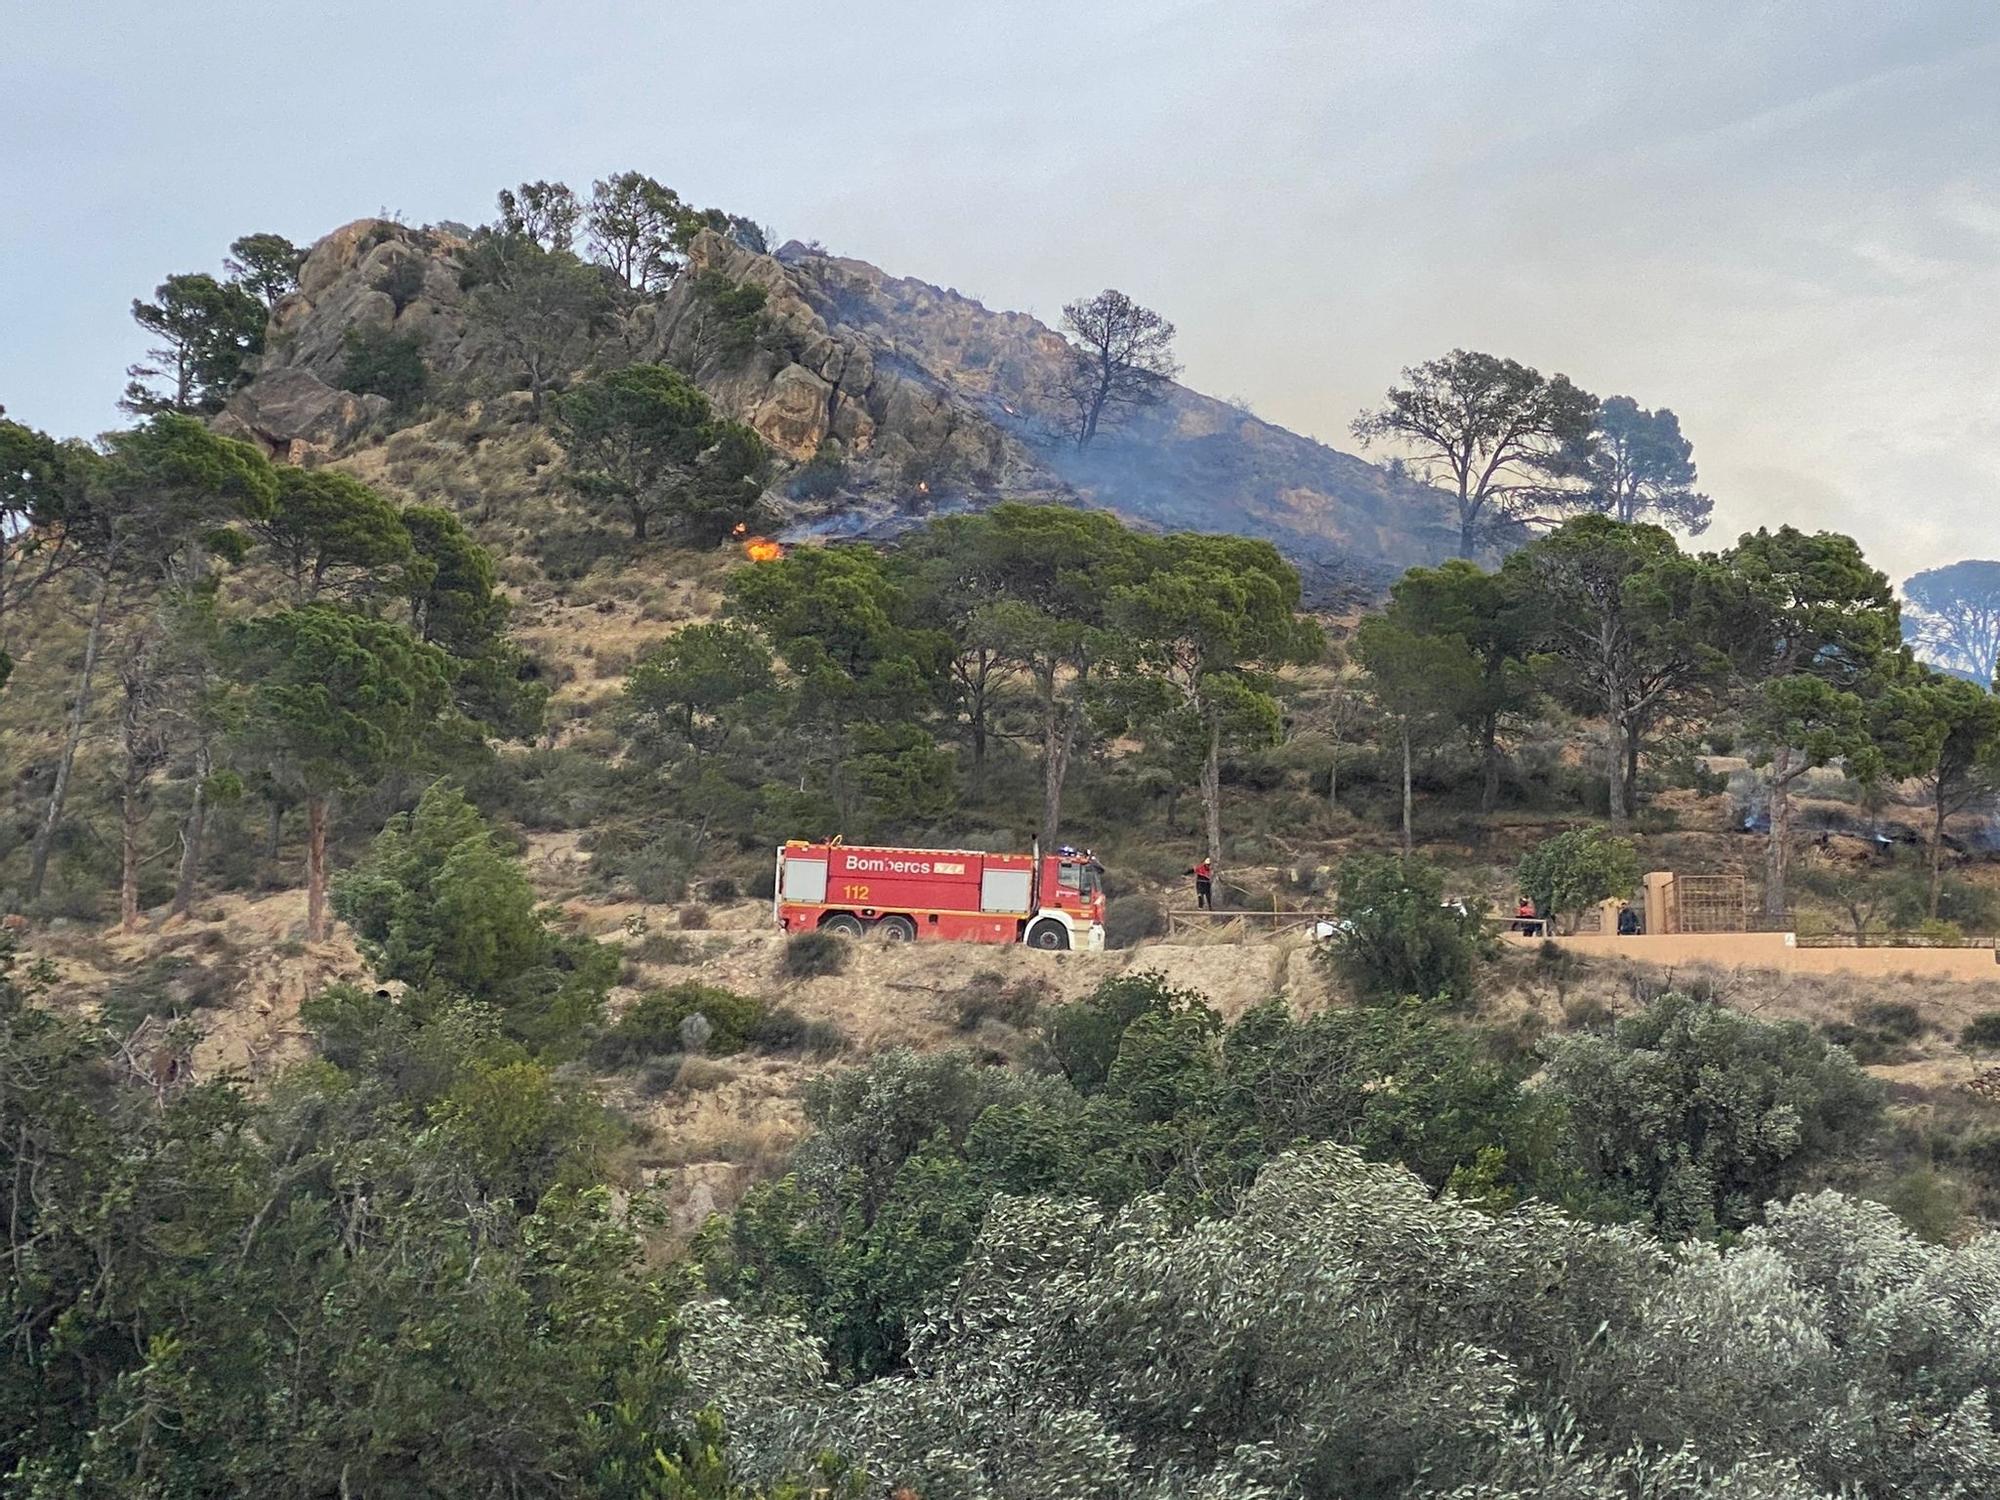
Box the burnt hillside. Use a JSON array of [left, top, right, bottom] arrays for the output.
[[218, 218, 1456, 597]]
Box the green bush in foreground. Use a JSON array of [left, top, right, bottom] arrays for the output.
[[688, 1148, 2000, 1500], [1540, 990, 1883, 1236]]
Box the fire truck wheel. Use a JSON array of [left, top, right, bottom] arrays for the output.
[[875, 915, 918, 942], [820, 914, 865, 938], [1026, 920, 1071, 951]]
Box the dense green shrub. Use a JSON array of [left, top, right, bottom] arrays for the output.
[[781, 930, 848, 978], [1042, 971, 1197, 1092], [1826, 999, 1929, 1064], [530, 519, 628, 582], [593, 981, 765, 1064], [1325, 852, 1488, 1004], [0, 948, 817, 1494], [1102, 893, 1168, 949], [705, 976, 1555, 1384], [1961, 1011, 2000, 1051], [1517, 825, 1640, 929], [332, 783, 614, 1055], [1859, 1000, 1924, 1040], [952, 971, 1046, 1033], [785, 440, 849, 501], [339, 325, 428, 411], [692, 1152, 2000, 1500], [605, 836, 693, 903], [629, 930, 696, 966], [98, 953, 239, 1032], [469, 748, 631, 832], [1541, 990, 1883, 1236]]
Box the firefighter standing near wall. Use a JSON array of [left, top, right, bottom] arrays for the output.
[[1187, 857, 1215, 910]]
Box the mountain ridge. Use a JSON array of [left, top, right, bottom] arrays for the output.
[[218, 217, 1459, 593]]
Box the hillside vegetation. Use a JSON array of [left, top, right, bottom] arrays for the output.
[[3, 175, 2000, 1496]]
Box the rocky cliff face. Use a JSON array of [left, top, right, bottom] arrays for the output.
[[213, 220, 474, 460], [219, 217, 1457, 588], [641, 235, 1046, 502]]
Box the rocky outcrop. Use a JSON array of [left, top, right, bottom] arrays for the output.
[[213, 367, 388, 462], [262, 219, 475, 387], [641, 233, 1042, 499]]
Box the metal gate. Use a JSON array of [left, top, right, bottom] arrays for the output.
[[1662, 873, 1748, 934]]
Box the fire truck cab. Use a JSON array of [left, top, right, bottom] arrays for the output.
[[773, 840, 1105, 950]]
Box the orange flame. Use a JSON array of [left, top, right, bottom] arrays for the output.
[[731, 522, 748, 537], [742, 536, 784, 563]]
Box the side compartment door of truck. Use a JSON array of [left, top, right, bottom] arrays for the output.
[[782, 856, 829, 904], [980, 867, 1033, 914]]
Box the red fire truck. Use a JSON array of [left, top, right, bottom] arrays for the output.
[[773, 840, 1105, 950]]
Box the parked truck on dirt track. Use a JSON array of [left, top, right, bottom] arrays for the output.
[[773, 840, 1106, 950]]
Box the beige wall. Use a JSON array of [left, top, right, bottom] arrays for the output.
[[1500, 930, 2000, 983]]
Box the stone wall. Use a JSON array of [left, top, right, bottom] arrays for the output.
[[1501, 930, 2000, 983]]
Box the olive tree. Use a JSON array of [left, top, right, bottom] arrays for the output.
[[688, 1143, 2000, 1500], [1540, 992, 1881, 1237]]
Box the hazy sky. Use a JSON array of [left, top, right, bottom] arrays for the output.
[[5, 1, 1996, 582]]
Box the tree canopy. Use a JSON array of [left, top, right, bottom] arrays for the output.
[[1353, 348, 1598, 557], [121, 272, 267, 415], [1572, 395, 1712, 533], [228, 605, 453, 938], [1518, 826, 1640, 931], [223, 232, 304, 308], [249, 467, 413, 603], [1719, 526, 1901, 915], [1902, 558, 2000, 684], [1055, 289, 1181, 449], [554, 364, 768, 543]]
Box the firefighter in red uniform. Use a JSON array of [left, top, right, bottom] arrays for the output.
[[1187, 858, 1214, 910]]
